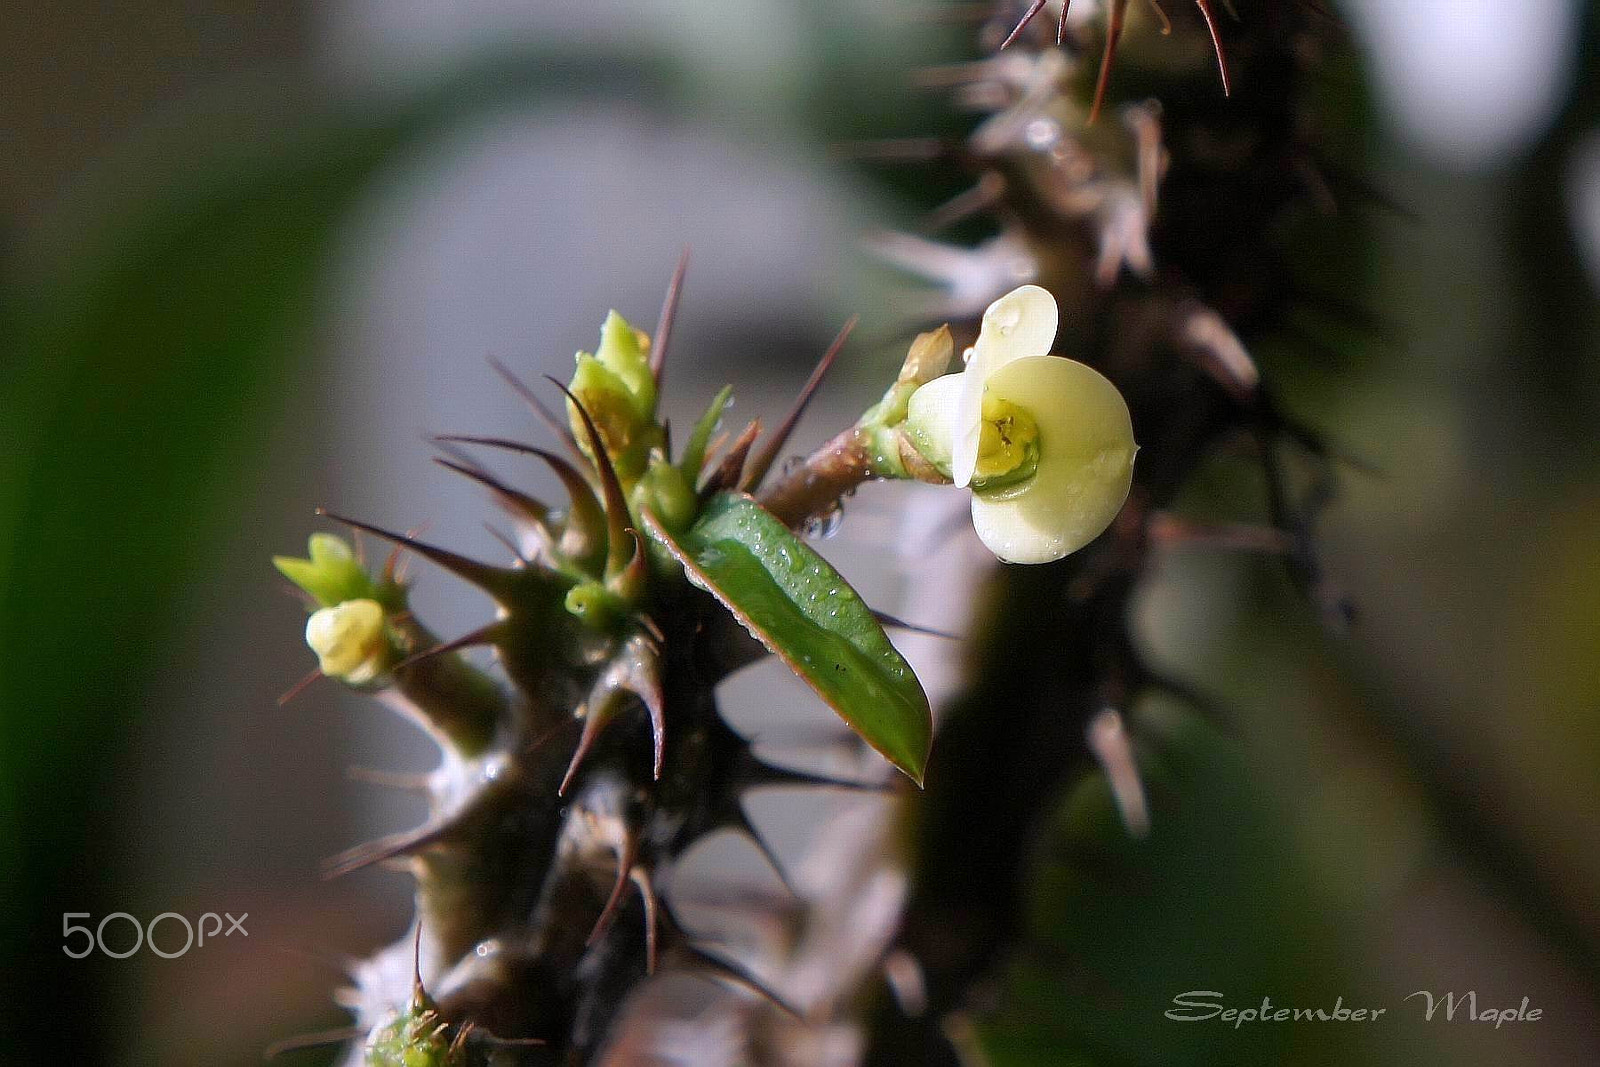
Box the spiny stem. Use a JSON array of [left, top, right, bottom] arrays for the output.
[[756, 426, 878, 530]]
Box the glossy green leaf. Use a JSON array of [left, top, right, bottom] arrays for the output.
[[643, 492, 931, 783]]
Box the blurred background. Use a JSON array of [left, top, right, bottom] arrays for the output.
[[2, 1, 1598, 1064]]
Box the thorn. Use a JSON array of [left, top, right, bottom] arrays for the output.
[[547, 377, 631, 581], [696, 430, 730, 483], [1146, 0, 1173, 35], [882, 948, 929, 1017], [322, 822, 449, 879], [433, 457, 550, 528], [1058, 0, 1074, 43], [702, 418, 762, 498], [410, 922, 426, 1002], [439, 435, 609, 564], [685, 945, 804, 1019], [1000, 0, 1048, 49], [631, 865, 660, 974], [870, 609, 961, 642], [631, 631, 667, 781], [742, 316, 856, 491], [1175, 302, 1259, 402], [389, 622, 503, 674], [650, 249, 690, 386], [277, 667, 323, 707], [317, 510, 514, 600], [587, 833, 640, 947], [1192, 0, 1232, 97], [558, 699, 604, 798], [483, 521, 531, 565], [921, 173, 1007, 234], [1086, 707, 1150, 837], [740, 752, 895, 794], [487, 356, 584, 463], [263, 1026, 368, 1060], [608, 528, 649, 604], [733, 806, 798, 896], [347, 766, 432, 791], [1089, 0, 1129, 125], [637, 612, 666, 645], [1147, 513, 1293, 554], [474, 1030, 548, 1049]]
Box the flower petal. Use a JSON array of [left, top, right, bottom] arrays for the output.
[[954, 285, 1059, 487], [970, 356, 1135, 564], [903, 371, 965, 475]]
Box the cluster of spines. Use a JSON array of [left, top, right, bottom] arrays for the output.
[[271, 258, 904, 1065]]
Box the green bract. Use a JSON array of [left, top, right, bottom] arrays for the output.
[[272, 533, 378, 607], [904, 285, 1137, 564]]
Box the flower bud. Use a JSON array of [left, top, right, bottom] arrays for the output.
[[306, 598, 389, 684]]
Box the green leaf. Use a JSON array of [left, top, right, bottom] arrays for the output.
[[643, 492, 931, 783]]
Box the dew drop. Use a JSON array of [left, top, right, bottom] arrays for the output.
[[802, 499, 845, 540]]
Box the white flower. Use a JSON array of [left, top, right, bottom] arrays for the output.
[[904, 285, 1136, 564]]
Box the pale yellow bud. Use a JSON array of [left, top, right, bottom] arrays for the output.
[[305, 598, 389, 683]]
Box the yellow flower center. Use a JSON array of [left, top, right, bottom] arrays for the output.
[[973, 396, 1039, 482]]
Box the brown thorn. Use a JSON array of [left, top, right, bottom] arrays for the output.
[[686, 946, 804, 1019], [831, 137, 956, 163], [546, 377, 631, 581], [701, 419, 761, 499], [649, 248, 690, 385], [487, 356, 583, 462], [921, 173, 1007, 234], [631, 865, 659, 974], [735, 807, 797, 896], [411, 923, 426, 1001], [870, 609, 961, 642], [611, 527, 649, 602], [558, 702, 603, 798], [438, 435, 607, 563], [433, 457, 550, 527], [277, 667, 324, 708], [696, 430, 731, 484], [1192, 0, 1232, 97], [322, 822, 448, 879], [1089, 0, 1129, 125], [317, 510, 510, 597], [483, 521, 530, 565], [1000, 0, 1048, 48], [1148, 513, 1293, 554], [381, 542, 405, 584], [637, 612, 666, 644], [1146, 0, 1173, 35], [389, 622, 502, 675], [741, 316, 856, 491], [1086, 707, 1150, 837], [263, 1026, 368, 1060], [1058, 0, 1075, 43], [587, 834, 640, 947]]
